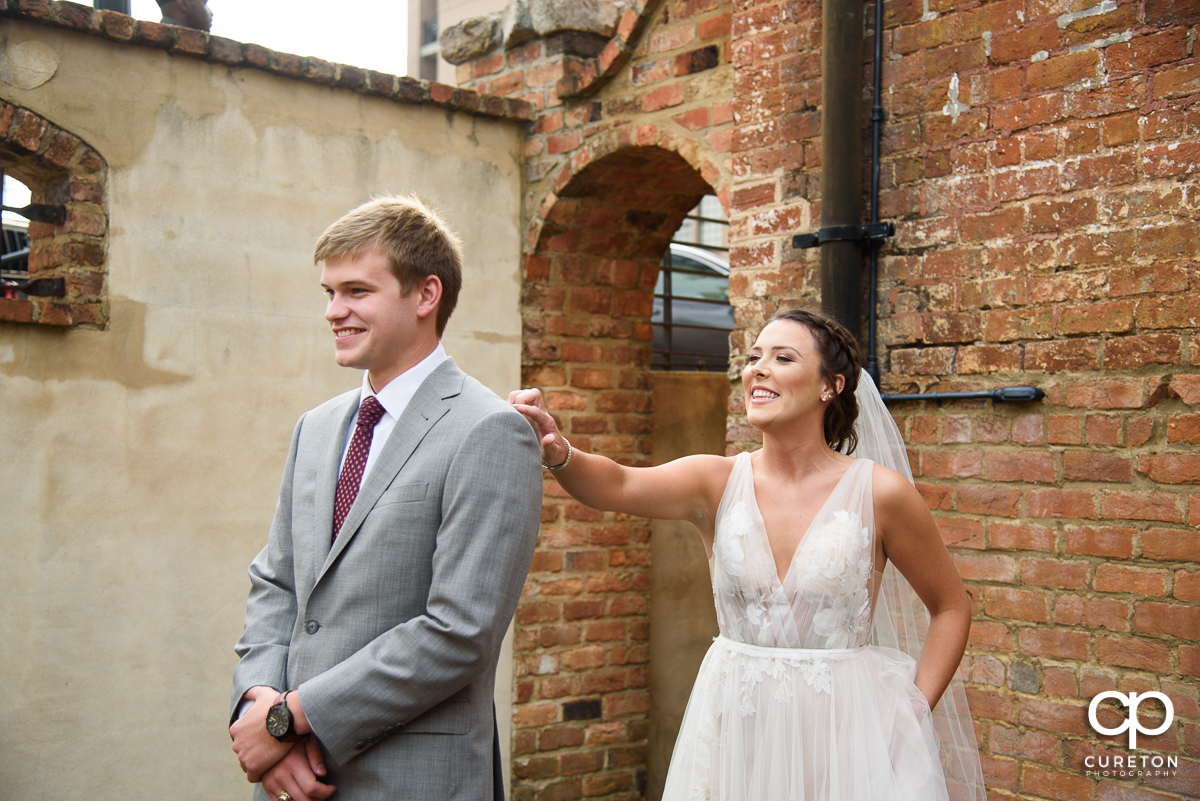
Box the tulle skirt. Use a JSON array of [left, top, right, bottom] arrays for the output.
[[662, 636, 948, 801]]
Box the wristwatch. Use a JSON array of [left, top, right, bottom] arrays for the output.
[[265, 691, 301, 742]]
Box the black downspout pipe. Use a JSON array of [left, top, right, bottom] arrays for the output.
[[801, 0, 1044, 406], [865, 0, 886, 387], [819, 0, 864, 333]]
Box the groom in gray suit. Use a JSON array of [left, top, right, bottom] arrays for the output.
[[229, 196, 542, 801]]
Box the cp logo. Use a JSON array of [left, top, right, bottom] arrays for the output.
[[1088, 691, 1174, 749]]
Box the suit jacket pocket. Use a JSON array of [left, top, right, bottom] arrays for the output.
[[373, 482, 428, 508], [401, 692, 471, 734]]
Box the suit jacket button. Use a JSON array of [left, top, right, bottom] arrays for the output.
[[354, 741, 364, 750], [305, 620, 320, 634]]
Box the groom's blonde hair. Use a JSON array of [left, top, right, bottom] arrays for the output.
[[315, 194, 464, 336]]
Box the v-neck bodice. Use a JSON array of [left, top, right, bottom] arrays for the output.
[[711, 453, 877, 649]]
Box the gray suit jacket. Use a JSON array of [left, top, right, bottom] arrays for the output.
[[231, 360, 542, 800]]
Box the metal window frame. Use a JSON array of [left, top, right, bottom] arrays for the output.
[[652, 201, 732, 372]]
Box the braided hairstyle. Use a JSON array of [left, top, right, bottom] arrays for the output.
[[763, 307, 863, 454]]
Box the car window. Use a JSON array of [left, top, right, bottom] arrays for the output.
[[657, 271, 728, 302]]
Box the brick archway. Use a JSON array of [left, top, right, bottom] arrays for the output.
[[0, 100, 107, 327], [512, 145, 714, 800]]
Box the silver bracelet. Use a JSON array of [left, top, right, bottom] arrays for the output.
[[542, 437, 573, 471]]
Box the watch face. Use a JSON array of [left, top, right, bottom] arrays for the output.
[[266, 704, 291, 737]]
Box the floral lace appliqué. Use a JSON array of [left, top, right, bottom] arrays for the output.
[[736, 652, 832, 718], [797, 509, 874, 648], [718, 500, 752, 579]]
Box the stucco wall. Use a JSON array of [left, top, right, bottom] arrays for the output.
[[0, 20, 524, 800], [647, 373, 727, 801]]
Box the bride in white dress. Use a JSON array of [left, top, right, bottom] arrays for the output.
[[511, 308, 986, 800]]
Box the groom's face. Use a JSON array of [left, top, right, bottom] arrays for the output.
[[321, 249, 422, 380]]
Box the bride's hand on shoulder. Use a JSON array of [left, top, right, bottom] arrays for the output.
[[508, 388, 568, 465]]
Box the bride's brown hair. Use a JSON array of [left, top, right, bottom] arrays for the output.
[[763, 307, 862, 454]]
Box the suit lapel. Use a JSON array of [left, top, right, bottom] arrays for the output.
[[317, 360, 466, 582], [307, 393, 359, 585]]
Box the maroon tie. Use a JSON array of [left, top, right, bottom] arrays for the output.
[[332, 396, 386, 541]]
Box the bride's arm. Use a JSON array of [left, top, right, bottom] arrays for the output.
[[509, 388, 729, 525], [872, 466, 972, 711]]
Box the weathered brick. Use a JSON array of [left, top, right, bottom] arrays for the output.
[[953, 553, 1016, 582], [1176, 570, 1200, 602], [1046, 415, 1081, 445], [891, 347, 955, 375], [1134, 601, 1200, 640], [1017, 697, 1091, 736], [1028, 489, 1096, 519], [923, 450, 983, 478], [1064, 380, 1144, 409], [1101, 490, 1182, 523], [1019, 627, 1089, 659], [1084, 416, 1120, 446], [1058, 301, 1134, 336], [1056, 594, 1130, 632], [958, 485, 1021, 517], [1096, 636, 1173, 673], [1170, 375, 1200, 405], [1021, 765, 1098, 801], [1139, 453, 1200, 485], [966, 686, 1017, 721], [986, 587, 1049, 622], [642, 84, 685, 112], [937, 516, 985, 549], [988, 452, 1056, 483], [1139, 295, 1200, 331], [991, 521, 1056, 551], [1064, 526, 1135, 558], [1021, 557, 1090, 589], [1104, 334, 1182, 369], [1063, 451, 1131, 483], [515, 703, 558, 728], [1095, 564, 1168, 596], [1012, 415, 1045, 445], [1142, 528, 1200, 561], [957, 345, 1021, 374]]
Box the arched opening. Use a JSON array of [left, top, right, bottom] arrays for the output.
[[0, 103, 107, 327], [1, 174, 33, 297], [514, 145, 725, 798], [653, 195, 733, 372]]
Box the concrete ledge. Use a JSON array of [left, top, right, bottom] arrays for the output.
[[0, 0, 535, 121]]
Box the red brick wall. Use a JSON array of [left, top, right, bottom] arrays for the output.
[[456, 3, 738, 798], [726, 0, 1200, 799], [514, 146, 712, 800], [0, 99, 107, 327]]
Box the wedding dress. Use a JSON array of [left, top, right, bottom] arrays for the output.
[[660, 374, 985, 801]]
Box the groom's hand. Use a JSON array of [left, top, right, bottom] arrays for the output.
[[230, 685, 291, 781], [262, 738, 336, 801]]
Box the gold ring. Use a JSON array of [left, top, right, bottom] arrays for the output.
[[277, 793, 293, 801]]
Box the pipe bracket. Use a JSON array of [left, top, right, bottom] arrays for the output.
[[792, 221, 895, 249]]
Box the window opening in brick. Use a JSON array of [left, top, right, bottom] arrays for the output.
[[653, 195, 733, 372], [1, 173, 31, 301]]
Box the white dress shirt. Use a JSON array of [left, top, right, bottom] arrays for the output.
[[339, 343, 448, 480]]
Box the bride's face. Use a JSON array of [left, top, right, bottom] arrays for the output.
[[742, 320, 837, 434]]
